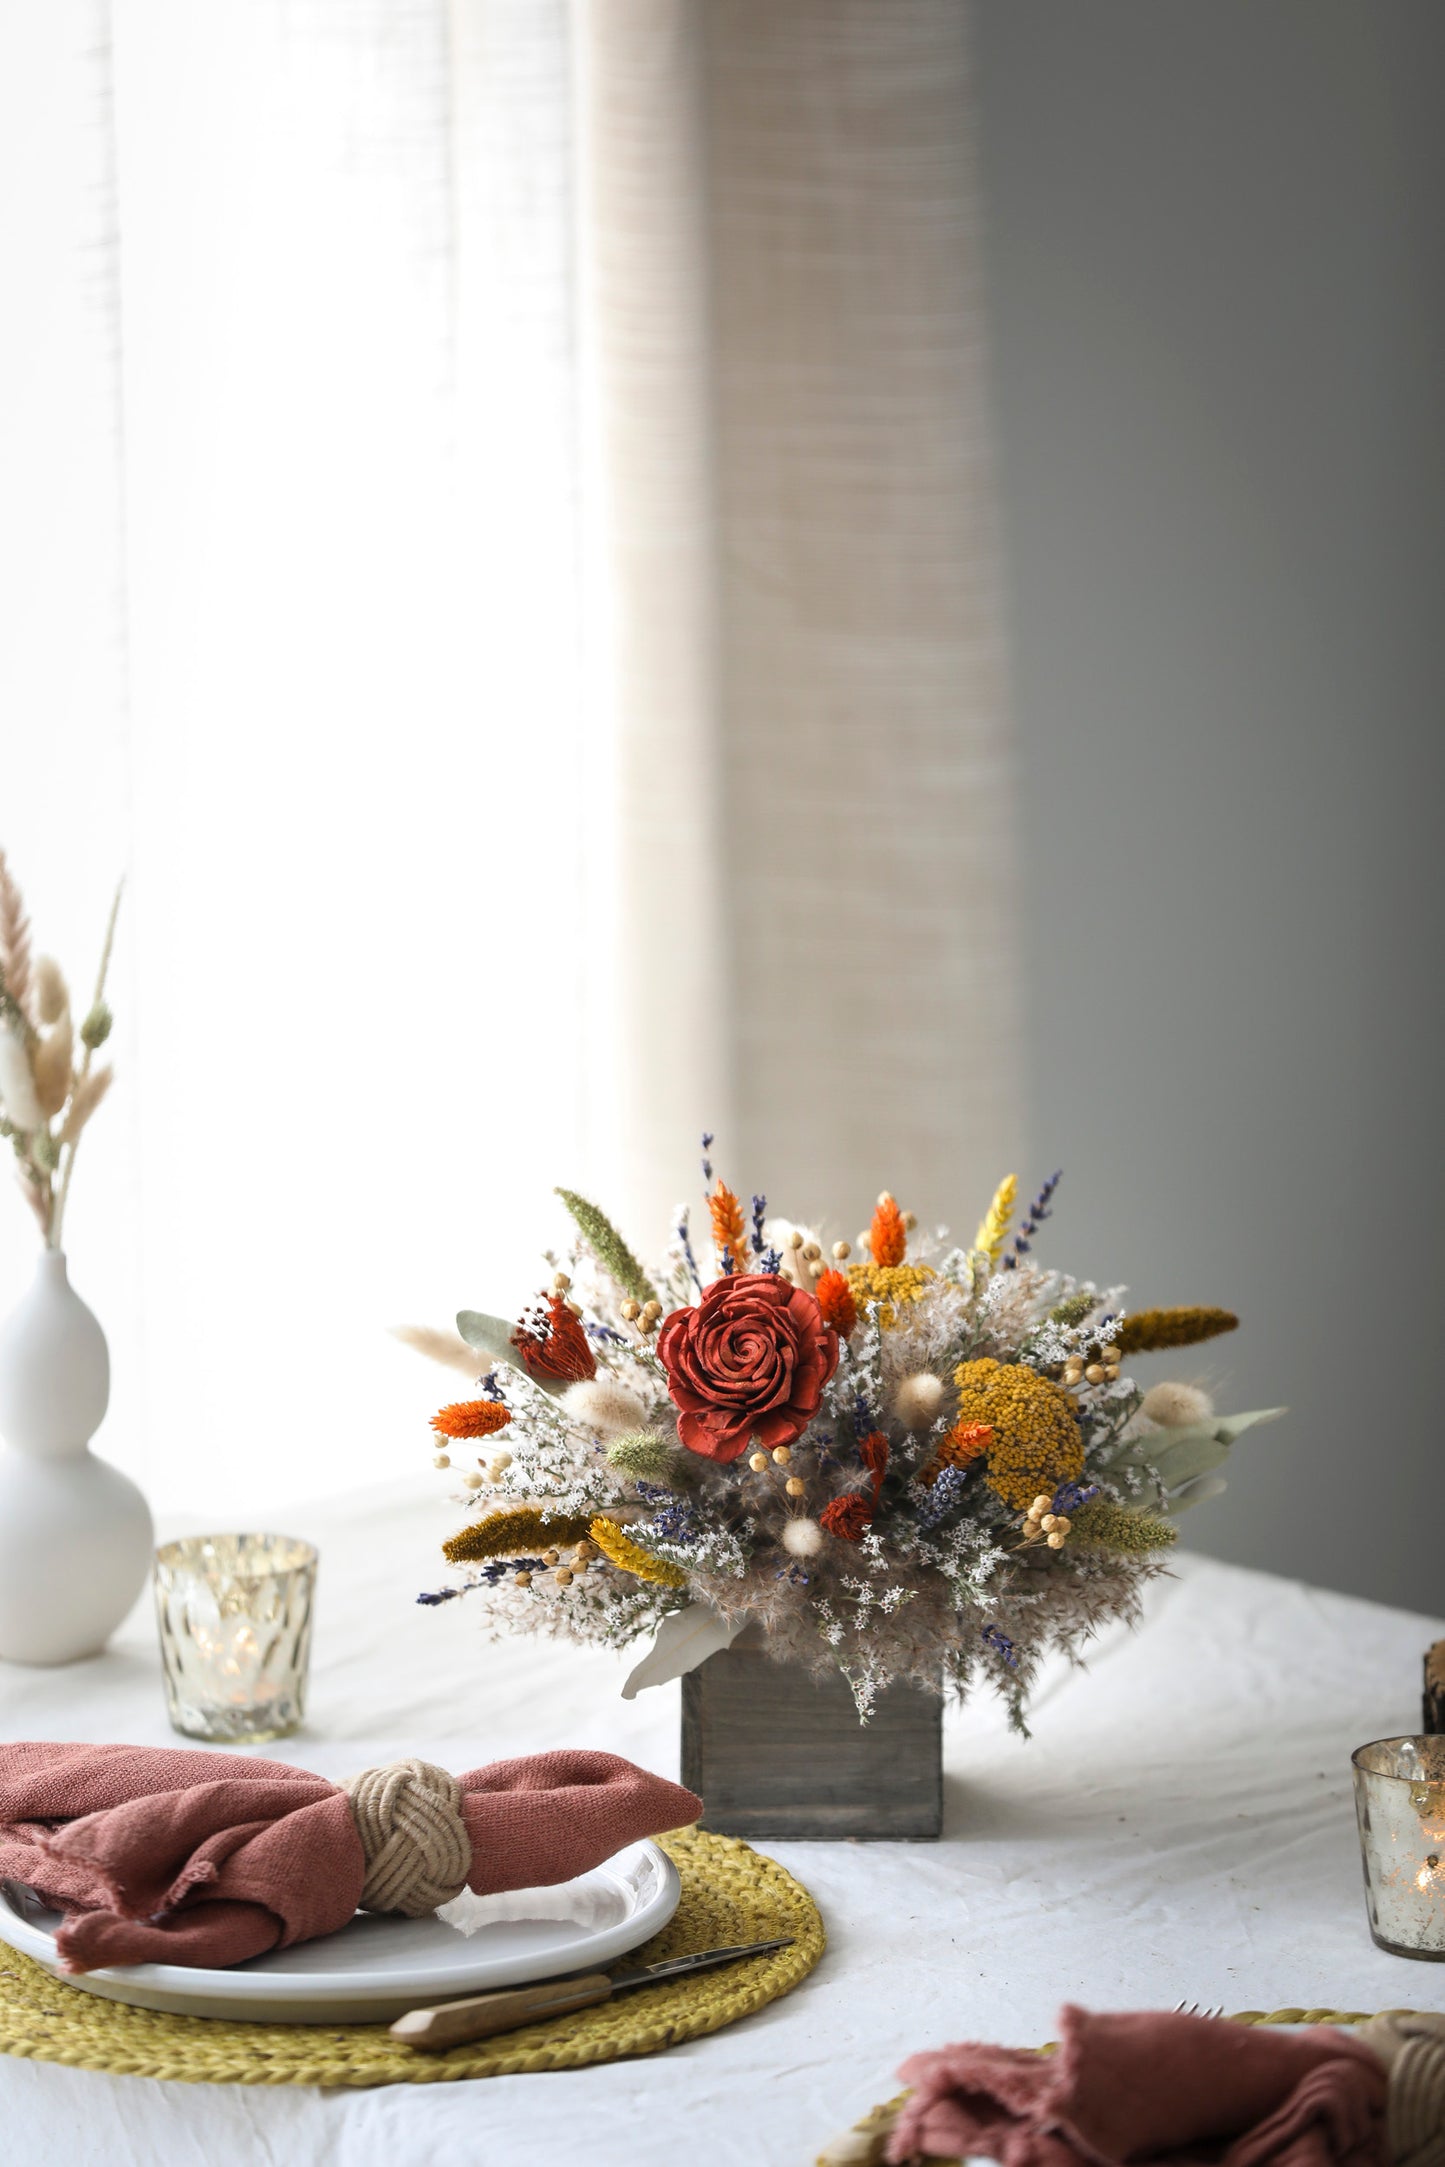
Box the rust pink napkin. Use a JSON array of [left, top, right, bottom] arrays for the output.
[[889, 2006, 1387, 2167], [0, 1741, 699, 1973]]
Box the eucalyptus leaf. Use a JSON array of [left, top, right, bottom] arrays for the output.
[[454, 1308, 569, 1398], [1167, 1471, 1229, 1514], [1148, 1430, 1234, 1490], [1101, 1406, 1286, 1475], [621, 1604, 743, 1699]]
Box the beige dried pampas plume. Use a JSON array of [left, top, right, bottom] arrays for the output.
[[390, 1325, 486, 1379], [1141, 1381, 1214, 1428]]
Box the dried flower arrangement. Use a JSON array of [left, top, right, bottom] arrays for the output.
[[0, 850, 120, 1249], [417, 1147, 1280, 1725]]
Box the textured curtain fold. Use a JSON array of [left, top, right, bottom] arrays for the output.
[[574, 0, 1020, 1241], [0, 0, 1016, 1510]]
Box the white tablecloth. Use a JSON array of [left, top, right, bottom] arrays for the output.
[[0, 1481, 1439, 2166]]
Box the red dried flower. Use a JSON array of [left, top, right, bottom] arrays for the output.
[[870, 1192, 907, 1268], [430, 1400, 512, 1440], [511, 1294, 596, 1384], [657, 1273, 840, 1463], [858, 1430, 890, 1499], [814, 1267, 858, 1339], [819, 1492, 874, 1542]]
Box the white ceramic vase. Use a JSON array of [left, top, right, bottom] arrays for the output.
[[0, 1249, 153, 1664]]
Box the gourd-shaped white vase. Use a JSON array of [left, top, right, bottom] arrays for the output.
[[0, 1250, 153, 1664]]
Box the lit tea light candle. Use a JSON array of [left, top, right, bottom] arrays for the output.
[[1352, 1735, 1445, 1958]]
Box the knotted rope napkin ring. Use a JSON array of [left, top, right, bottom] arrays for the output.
[[340, 1758, 471, 1918], [1360, 2012, 1445, 2167]]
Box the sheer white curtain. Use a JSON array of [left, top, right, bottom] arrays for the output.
[[0, 0, 1017, 1518]]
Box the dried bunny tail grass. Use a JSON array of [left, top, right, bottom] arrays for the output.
[[588, 1517, 689, 1588], [391, 1324, 488, 1378], [31, 1011, 73, 1120], [1115, 1307, 1238, 1356], [605, 1429, 688, 1487], [443, 1509, 592, 1563], [1140, 1380, 1214, 1428], [33, 957, 69, 1027], [973, 1173, 1017, 1264], [707, 1177, 749, 1275], [554, 1188, 656, 1308], [0, 851, 34, 1023]]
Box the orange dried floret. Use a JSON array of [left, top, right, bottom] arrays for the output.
[[870, 1192, 907, 1268], [707, 1178, 749, 1274], [430, 1399, 512, 1441], [814, 1267, 858, 1339], [920, 1420, 993, 1487]]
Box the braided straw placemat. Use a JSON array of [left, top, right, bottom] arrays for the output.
[[0, 1826, 822, 2088]]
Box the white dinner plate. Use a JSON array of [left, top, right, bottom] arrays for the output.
[[0, 1837, 680, 2024]]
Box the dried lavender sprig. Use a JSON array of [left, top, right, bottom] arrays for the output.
[[676, 1207, 703, 1292], [700, 1132, 714, 1186], [1002, 1167, 1062, 1270], [982, 1621, 1017, 1669], [759, 1247, 781, 1275], [750, 1194, 767, 1254]]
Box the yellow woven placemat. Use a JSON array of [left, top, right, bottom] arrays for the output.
[[0, 1825, 823, 2088]]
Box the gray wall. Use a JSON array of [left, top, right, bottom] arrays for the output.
[[974, 0, 1445, 1612]]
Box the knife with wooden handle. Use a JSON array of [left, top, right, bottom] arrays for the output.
[[389, 1936, 795, 2049]]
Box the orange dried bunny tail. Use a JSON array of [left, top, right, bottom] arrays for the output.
[[870, 1192, 907, 1268], [815, 1267, 858, 1338], [707, 1177, 749, 1276]]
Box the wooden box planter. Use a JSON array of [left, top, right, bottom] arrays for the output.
[[681, 1629, 943, 1841]]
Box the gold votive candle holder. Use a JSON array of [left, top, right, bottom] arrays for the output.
[[1352, 1734, 1445, 1959], [154, 1533, 317, 1744]]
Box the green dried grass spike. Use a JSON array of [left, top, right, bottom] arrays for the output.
[[1049, 1292, 1096, 1328], [555, 1188, 657, 1309], [605, 1430, 686, 1488], [1070, 1500, 1178, 1553], [442, 1508, 592, 1565]]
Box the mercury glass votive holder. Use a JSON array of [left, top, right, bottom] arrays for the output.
[[154, 1534, 317, 1744], [1352, 1734, 1445, 1958]]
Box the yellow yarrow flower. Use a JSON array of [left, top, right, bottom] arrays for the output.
[[952, 1357, 1084, 1512], [589, 1516, 689, 1589], [847, 1262, 935, 1330]]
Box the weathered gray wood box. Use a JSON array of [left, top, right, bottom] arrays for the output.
[[681, 1630, 943, 1841]]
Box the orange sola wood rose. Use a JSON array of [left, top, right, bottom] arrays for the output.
[[657, 1273, 839, 1462]]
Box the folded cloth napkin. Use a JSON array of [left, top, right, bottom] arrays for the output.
[[0, 1741, 700, 1973], [889, 2006, 1388, 2167]]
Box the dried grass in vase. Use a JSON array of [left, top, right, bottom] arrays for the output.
[[0, 849, 120, 1250]]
